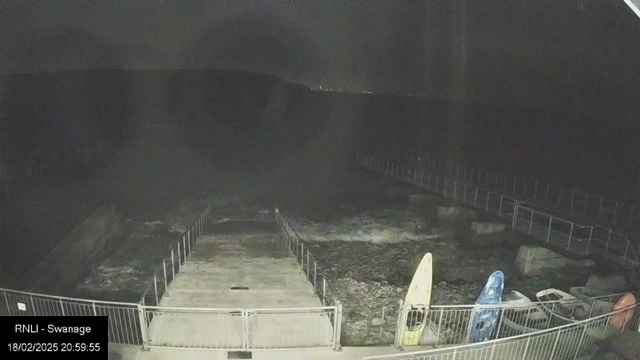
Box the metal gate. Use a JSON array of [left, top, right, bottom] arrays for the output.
[[142, 305, 341, 350]]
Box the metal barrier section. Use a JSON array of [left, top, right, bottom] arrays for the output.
[[0, 287, 144, 345], [142, 305, 339, 350], [408, 157, 640, 257], [365, 301, 640, 360], [356, 155, 640, 271], [395, 293, 625, 348]]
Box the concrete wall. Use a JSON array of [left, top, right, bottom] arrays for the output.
[[21, 206, 124, 294]]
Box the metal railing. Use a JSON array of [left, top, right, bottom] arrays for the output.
[[356, 155, 640, 271], [365, 300, 640, 360], [139, 206, 211, 307], [410, 157, 640, 246], [394, 293, 626, 348], [0, 287, 145, 345], [274, 208, 344, 349], [140, 305, 341, 350]]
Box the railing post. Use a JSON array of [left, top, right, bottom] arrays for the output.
[[153, 274, 159, 306], [547, 217, 553, 243], [306, 251, 310, 278], [333, 301, 343, 351], [187, 231, 191, 256], [92, 301, 97, 316], [300, 243, 304, 268], [586, 227, 593, 255], [137, 304, 150, 350], [314, 262, 317, 293], [546, 184, 550, 202], [598, 198, 604, 218], [463, 184, 467, 203], [183, 236, 187, 261], [170, 248, 176, 283], [60, 298, 65, 316], [486, 192, 490, 211], [499, 195, 504, 217], [511, 201, 519, 228], [605, 230, 611, 257], [30, 294, 36, 316], [584, 195, 588, 213], [177, 242, 182, 267], [474, 188, 478, 207], [567, 223, 574, 250], [529, 210, 534, 235], [323, 278, 327, 306]]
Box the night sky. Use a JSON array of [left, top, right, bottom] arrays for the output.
[[0, 1, 638, 107]]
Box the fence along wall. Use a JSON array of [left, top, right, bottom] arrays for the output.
[[356, 155, 640, 272]]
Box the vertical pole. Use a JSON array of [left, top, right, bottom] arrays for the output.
[[92, 301, 97, 316], [177, 242, 182, 266], [187, 232, 191, 257], [511, 202, 519, 228], [162, 260, 169, 297], [584, 195, 588, 213], [314, 262, 317, 293], [586, 227, 593, 255], [3, 291, 11, 315], [567, 223, 574, 251], [598, 198, 604, 218], [30, 295, 36, 316], [300, 243, 304, 268], [306, 251, 310, 278], [547, 217, 553, 243], [137, 304, 149, 350], [60, 299, 65, 316], [171, 248, 175, 283], [153, 274, 159, 306], [333, 301, 343, 351], [529, 210, 534, 235], [474, 188, 478, 207], [463, 185, 467, 204], [323, 278, 327, 306], [605, 230, 611, 257], [499, 195, 504, 217], [183, 236, 187, 261], [486, 192, 490, 211]]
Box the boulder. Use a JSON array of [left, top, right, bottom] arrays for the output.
[[585, 273, 629, 293], [515, 245, 569, 276], [471, 221, 506, 234], [22, 206, 124, 293]]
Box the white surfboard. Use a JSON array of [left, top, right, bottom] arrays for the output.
[[401, 252, 433, 346]]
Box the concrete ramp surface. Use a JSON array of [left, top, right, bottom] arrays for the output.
[[145, 221, 336, 350]]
